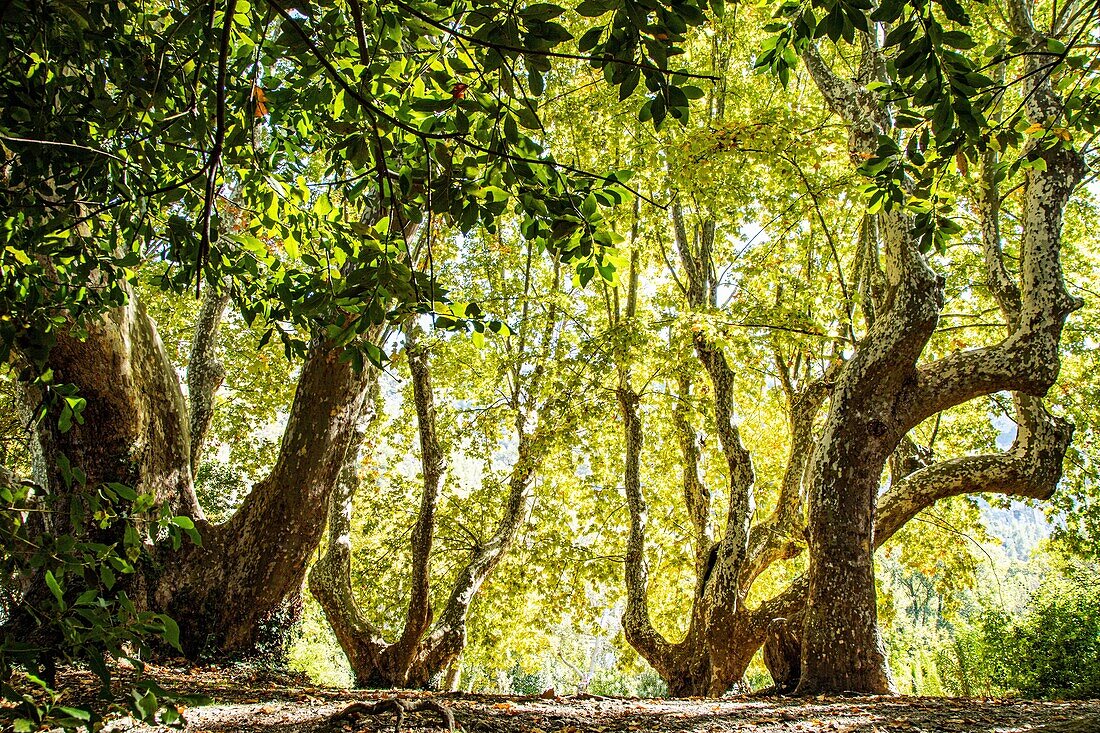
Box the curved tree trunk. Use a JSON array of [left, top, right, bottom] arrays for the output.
[[617, 204, 812, 697], [186, 281, 231, 474], [794, 2, 1084, 690], [17, 273, 380, 656], [156, 332, 378, 656], [312, 258, 564, 689], [35, 288, 200, 524]]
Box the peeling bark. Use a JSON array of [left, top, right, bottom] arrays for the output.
[[619, 205, 826, 696], [672, 372, 712, 582], [187, 282, 231, 474], [14, 266, 380, 657], [37, 288, 199, 522], [794, 20, 1084, 693], [313, 264, 564, 689]]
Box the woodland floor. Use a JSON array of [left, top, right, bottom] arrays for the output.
[[44, 665, 1100, 733]]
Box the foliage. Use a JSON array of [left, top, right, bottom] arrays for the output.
[[759, 0, 1100, 252], [193, 463, 248, 525], [0, 479, 204, 730], [0, 0, 723, 375], [286, 592, 354, 689], [2, 0, 1100, 705], [979, 561, 1100, 699]]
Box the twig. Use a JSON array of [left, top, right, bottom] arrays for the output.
[[390, 0, 718, 82], [198, 0, 239, 297]]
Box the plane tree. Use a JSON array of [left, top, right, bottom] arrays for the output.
[[537, 0, 1098, 696], [309, 238, 588, 688], [0, 0, 715, 664]]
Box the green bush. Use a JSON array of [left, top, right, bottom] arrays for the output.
[[1001, 566, 1100, 699], [633, 670, 669, 698], [1, 478, 203, 730], [940, 563, 1100, 700]]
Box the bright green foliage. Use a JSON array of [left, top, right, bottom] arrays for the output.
[[758, 0, 1100, 255], [938, 559, 1100, 699], [3, 0, 1100, 708], [1, 0, 720, 373]]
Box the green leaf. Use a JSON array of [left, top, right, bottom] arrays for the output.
[[942, 30, 976, 49], [100, 564, 116, 590], [577, 26, 603, 52], [108, 482, 138, 501], [57, 706, 92, 721], [529, 68, 545, 96], [171, 515, 195, 530], [521, 2, 566, 21], [575, 0, 612, 17], [133, 688, 158, 721], [159, 614, 182, 651], [45, 570, 64, 606]]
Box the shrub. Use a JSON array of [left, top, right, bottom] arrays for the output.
[[1002, 566, 1100, 699]]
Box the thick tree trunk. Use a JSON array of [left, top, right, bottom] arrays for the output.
[[17, 276, 378, 656], [796, 6, 1083, 689], [157, 334, 376, 656], [36, 289, 200, 523]]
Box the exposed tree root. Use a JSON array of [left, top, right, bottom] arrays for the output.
[[327, 697, 455, 733]]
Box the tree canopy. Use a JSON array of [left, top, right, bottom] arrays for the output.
[[2, 0, 1099, 727]]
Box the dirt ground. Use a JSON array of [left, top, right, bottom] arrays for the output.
[[48, 666, 1100, 733]]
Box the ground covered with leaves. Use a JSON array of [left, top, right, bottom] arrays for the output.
[[41, 665, 1100, 733]]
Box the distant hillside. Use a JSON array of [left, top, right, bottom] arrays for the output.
[[980, 500, 1052, 562]]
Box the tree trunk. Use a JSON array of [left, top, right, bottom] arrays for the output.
[[312, 260, 563, 688], [795, 4, 1084, 689], [619, 203, 829, 697], [157, 333, 377, 656], [35, 288, 200, 524], [15, 275, 379, 656], [186, 282, 231, 474]]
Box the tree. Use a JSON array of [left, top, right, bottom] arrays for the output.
[[309, 248, 578, 688], [0, 0, 713, 660], [790, 0, 1093, 692], [526, 0, 1097, 696]]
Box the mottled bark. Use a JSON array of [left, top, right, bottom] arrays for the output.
[[308, 416, 391, 686], [314, 264, 563, 689], [14, 266, 379, 657], [763, 614, 803, 694], [159, 332, 377, 655], [187, 282, 231, 473], [794, 19, 1084, 692], [672, 373, 712, 582], [37, 288, 199, 522], [619, 207, 821, 696]]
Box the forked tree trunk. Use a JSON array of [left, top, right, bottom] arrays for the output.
[[155, 333, 378, 656], [795, 5, 1084, 689], [617, 204, 820, 697], [312, 262, 565, 688], [23, 279, 380, 656], [620, 21, 1083, 689]]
